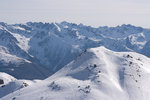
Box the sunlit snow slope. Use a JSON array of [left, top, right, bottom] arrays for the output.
[[0, 72, 41, 98], [2, 47, 150, 100]]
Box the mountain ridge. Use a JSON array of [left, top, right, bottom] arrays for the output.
[[2, 46, 150, 100], [0, 22, 150, 79]]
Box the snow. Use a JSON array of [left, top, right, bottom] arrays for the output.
[[0, 49, 52, 80], [0, 72, 16, 85], [0, 52, 31, 65], [0, 72, 41, 98], [0, 22, 150, 99], [12, 26, 25, 31], [11, 33, 30, 52], [1, 22, 150, 73], [1, 46, 150, 100], [54, 23, 61, 32]]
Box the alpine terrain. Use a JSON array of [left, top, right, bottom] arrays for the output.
[[0, 22, 150, 100]]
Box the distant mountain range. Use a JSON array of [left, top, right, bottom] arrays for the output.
[[0, 21, 150, 79]]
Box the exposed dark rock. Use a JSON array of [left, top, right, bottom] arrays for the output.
[[0, 79, 4, 84]]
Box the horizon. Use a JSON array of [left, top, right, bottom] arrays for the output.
[[0, 21, 149, 29], [0, 0, 150, 28]]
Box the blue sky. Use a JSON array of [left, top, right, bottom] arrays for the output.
[[0, 0, 150, 28]]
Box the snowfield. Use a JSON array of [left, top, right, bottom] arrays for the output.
[[0, 72, 41, 98], [1, 47, 150, 100]]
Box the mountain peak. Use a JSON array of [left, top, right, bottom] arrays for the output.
[[2, 46, 150, 100]]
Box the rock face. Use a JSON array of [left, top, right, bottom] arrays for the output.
[[0, 79, 4, 84], [0, 51, 52, 80], [0, 22, 150, 79], [141, 40, 150, 57]]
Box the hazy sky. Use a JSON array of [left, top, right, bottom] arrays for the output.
[[0, 0, 150, 28]]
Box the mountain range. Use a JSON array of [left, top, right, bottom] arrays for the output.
[[0, 22, 150, 79], [0, 22, 150, 100]]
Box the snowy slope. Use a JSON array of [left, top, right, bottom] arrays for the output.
[[0, 72, 41, 98], [0, 72, 16, 85], [0, 51, 52, 79], [2, 47, 150, 100]]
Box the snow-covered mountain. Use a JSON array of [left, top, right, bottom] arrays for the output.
[[0, 49, 51, 79], [2, 47, 150, 100], [0, 72, 41, 98], [0, 22, 150, 79]]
